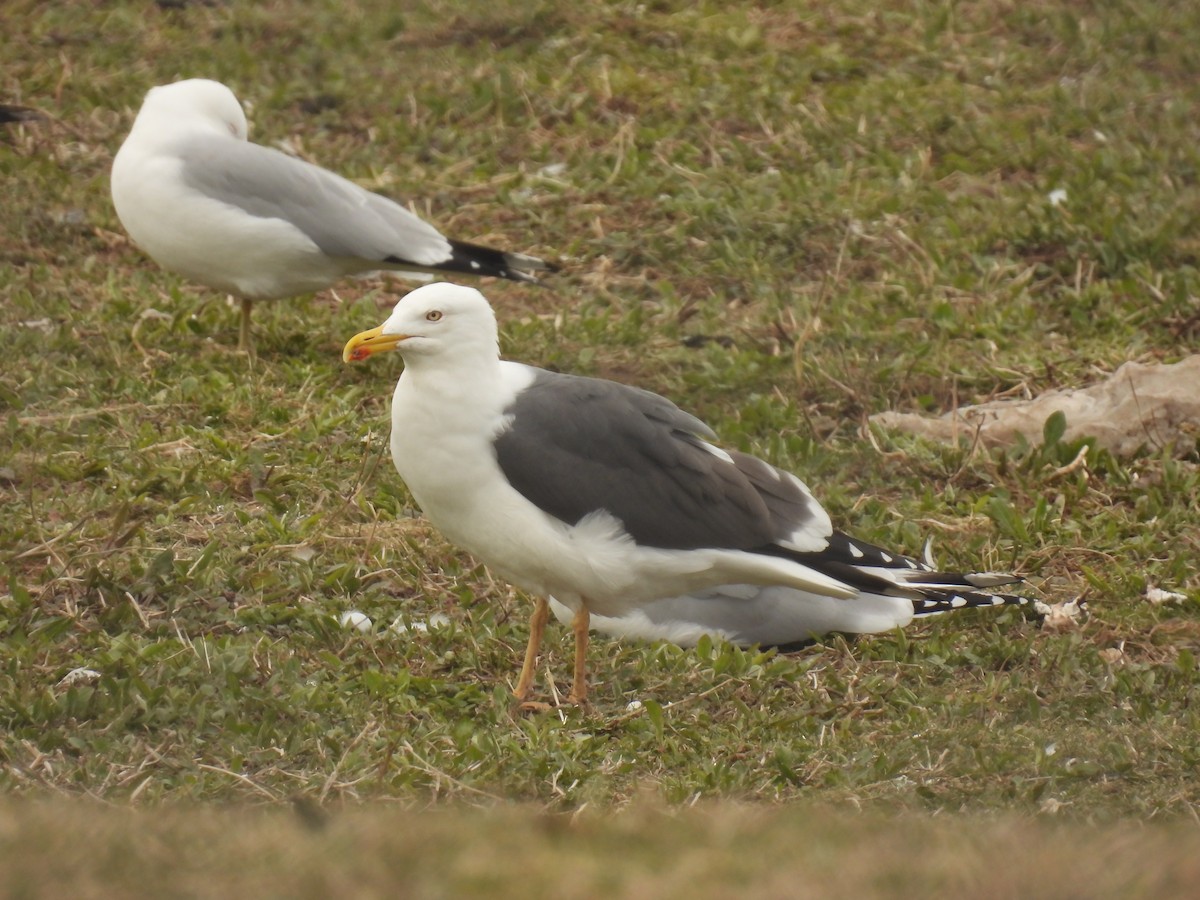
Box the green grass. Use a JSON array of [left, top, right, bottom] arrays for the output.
[[3, 0, 1200, 890]]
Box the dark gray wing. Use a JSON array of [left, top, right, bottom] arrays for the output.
[[492, 370, 828, 551], [176, 134, 454, 266]]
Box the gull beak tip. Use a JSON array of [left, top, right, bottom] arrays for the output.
[[342, 324, 388, 363]]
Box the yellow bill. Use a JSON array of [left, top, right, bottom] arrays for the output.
[[342, 325, 406, 363]]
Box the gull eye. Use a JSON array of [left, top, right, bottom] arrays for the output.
[[425, 310, 443, 322]]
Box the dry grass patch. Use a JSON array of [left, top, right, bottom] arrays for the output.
[[2, 801, 1199, 899]]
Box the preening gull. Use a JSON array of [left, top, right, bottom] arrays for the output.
[[111, 78, 554, 352], [344, 283, 1033, 704]]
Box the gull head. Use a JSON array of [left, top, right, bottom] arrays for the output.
[[135, 78, 249, 141], [342, 283, 500, 364]]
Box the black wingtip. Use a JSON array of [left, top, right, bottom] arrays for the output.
[[910, 588, 1038, 617], [444, 240, 559, 285], [382, 240, 560, 285]]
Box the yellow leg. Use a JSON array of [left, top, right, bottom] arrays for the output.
[[514, 596, 550, 702], [570, 605, 590, 706], [238, 297, 255, 355]]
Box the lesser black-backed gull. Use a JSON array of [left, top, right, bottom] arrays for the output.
[[343, 283, 1033, 704]]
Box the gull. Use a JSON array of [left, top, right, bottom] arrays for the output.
[[344, 283, 1033, 705], [111, 78, 553, 352]]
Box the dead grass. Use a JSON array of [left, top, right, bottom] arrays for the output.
[[3, 800, 1199, 899]]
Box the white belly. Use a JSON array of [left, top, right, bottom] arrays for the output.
[[111, 148, 347, 299]]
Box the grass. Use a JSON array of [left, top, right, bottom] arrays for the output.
[[3, 0, 1200, 891], [4, 801, 1200, 899]]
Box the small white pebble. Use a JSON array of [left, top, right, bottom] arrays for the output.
[[625, 699, 644, 713], [1145, 586, 1187, 605], [1048, 188, 1068, 207], [390, 619, 427, 635], [338, 611, 372, 633], [390, 612, 451, 636], [536, 162, 567, 178]]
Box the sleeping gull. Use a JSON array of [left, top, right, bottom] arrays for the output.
[[343, 283, 1033, 705], [111, 78, 554, 352]]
